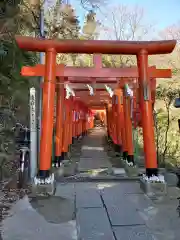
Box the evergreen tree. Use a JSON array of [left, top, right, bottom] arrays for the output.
[[82, 9, 100, 40], [45, 2, 80, 40]]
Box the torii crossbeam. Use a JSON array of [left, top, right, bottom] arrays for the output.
[[21, 63, 171, 109], [22, 64, 171, 79]]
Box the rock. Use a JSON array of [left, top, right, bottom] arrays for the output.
[[124, 163, 138, 177], [164, 172, 178, 186], [140, 177, 167, 198], [55, 160, 77, 177]]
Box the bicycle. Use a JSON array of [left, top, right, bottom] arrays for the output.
[[177, 197, 180, 217], [12, 123, 30, 189]]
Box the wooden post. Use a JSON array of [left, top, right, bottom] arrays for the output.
[[62, 97, 70, 160], [123, 89, 134, 165], [55, 76, 64, 166]]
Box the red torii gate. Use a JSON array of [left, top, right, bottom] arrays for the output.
[[15, 35, 176, 181], [22, 63, 171, 165], [22, 61, 172, 166]]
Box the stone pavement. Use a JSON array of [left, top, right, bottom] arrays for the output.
[[2, 182, 180, 240], [78, 127, 112, 172], [1, 127, 180, 239]]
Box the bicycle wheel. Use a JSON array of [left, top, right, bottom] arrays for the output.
[[25, 151, 30, 182], [18, 151, 30, 189]]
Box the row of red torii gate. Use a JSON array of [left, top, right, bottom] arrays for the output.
[[15, 35, 176, 183]]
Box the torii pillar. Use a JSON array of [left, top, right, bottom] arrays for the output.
[[38, 48, 56, 179], [123, 87, 134, 165], [114, 88, 127, 159], [137, 50, 158, 177], [54, 76, 65, 167]]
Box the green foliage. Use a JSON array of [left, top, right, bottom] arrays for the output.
[[156, 85, 179, 103], [135, 85, 180, 168], [0, 39, 37, 97], [172, 68, 180, 75], [0, 0, 40, 169], [154, 85, 180, 166]]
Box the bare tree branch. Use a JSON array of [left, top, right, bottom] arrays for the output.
[[99, 4, 154, 41], [159, 23, 180, 74], [160, 22, 180, 42], [97, 4, 154, 67], [80, 0, 106, 11]]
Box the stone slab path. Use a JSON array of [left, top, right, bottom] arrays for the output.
[[78, 127, 112, 172], [2, 182, 180, 240], [1, 127, 180, 239]]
